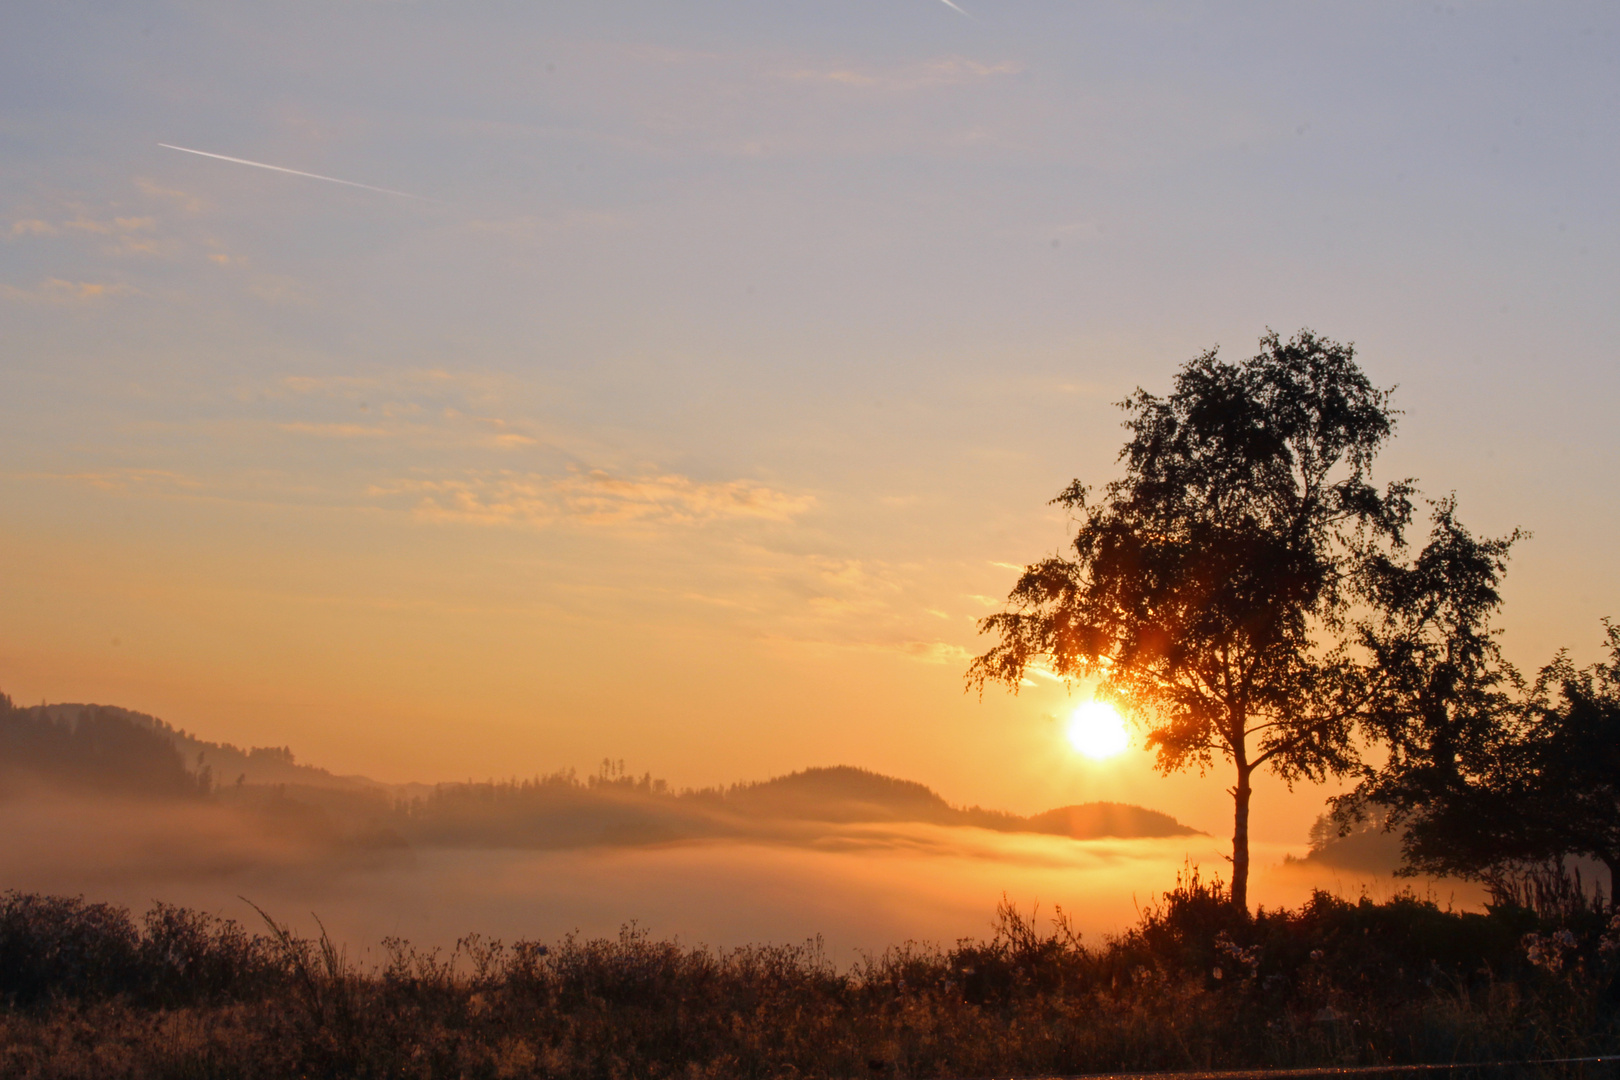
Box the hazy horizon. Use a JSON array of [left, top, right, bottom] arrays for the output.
[[1, 706, 1476, 960], [5, 808, 1459, 962], [1, 695, 1479, 959]]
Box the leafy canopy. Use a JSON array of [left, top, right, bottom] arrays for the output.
[[1348, 615, 1620, 906], [969, 330, 1413, 785], [1338, 501, 1523, 878]]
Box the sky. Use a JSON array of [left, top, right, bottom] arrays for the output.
[[3, 0, 1619, 845]]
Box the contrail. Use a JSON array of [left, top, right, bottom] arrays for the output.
[[935, 0, 972, 15], [158, 143, 426, 200]]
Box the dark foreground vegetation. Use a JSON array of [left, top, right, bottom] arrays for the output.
[[2, 871, 1617, 1080], [969, 330, 1619, 915]]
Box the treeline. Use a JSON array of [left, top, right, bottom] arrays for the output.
[[0, 696, 209, 800], [1, 872, 1616, 1078], [395, 763, 1199, 847], [0, 700, 1201, 852], [14, 699, 361, 792], [1333, 622, 1620, 908]]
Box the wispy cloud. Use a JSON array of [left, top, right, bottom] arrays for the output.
[[373, 468, 814, 529], [895, 639, 972, 665], [62, 215, 155, 236], [0, 278, 138, 303], [758, 629, 974, 667], [263, 371, 563, 453], [34, 468, 203, 494], [133, 178, 208, 214], [3, 185, 212, 269], [7, 212, 162, 255]]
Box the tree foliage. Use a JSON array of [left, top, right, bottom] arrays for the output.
[[1516, 630, 1620, 903], [1333, 503, 1523, 882], [0, 694, 211, 799], [968, 330, 1416, 910], [1348, 617, 1620, 909]]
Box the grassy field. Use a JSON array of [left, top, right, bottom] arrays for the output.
[[1, 870, 1616, 1080]]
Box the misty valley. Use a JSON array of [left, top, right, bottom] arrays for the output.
[[9, 695, 1619, 1080], [2, 696, 1203, 858], [0, 692, 1438, 953]]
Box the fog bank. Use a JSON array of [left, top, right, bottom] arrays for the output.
[[0, 790, 1481, 963]]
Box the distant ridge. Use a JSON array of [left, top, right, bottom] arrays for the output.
[[28, 703, 397, 793], [726, 766, 956, 823], [726, 767, 1203, 839], [1024, 802, 1200, 839], [1, 696, 1205, 848]]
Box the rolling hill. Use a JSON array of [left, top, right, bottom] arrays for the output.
[[2, 696, 1204, 849]]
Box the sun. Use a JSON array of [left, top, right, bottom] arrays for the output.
[[1066, 701, 1130, 760]]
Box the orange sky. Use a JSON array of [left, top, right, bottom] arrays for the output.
[[5, 1, 1620, 849]]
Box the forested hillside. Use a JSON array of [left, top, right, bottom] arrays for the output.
[[0, 694, 1202, 851]]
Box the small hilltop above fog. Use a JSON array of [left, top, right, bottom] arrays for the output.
[[14, 702, 395, 793], [726, 765, 1201, 839], [0, 696, 1203, 852]]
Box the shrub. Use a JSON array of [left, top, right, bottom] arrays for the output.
[[0, 881, 1615, 1079]]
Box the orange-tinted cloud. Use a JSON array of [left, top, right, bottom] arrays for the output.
[[0, 278, 138, 303], [376, 467, 814, 530]]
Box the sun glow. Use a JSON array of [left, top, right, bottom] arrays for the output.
[[1066, 701, 1129, 760]]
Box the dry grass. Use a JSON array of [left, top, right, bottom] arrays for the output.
[[1, 871, 1616, 1080]]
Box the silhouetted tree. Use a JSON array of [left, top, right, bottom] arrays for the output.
[[1516, 631, 1620, 906], [968, 331, 1415, 910], [0, 695, 206, 799], [1332, 503, 1526, 889], [1352, 621, 1620, 909]]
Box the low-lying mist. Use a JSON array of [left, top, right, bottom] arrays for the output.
[[0, 696, 1486, 961], [0, 786, 1477, 964]]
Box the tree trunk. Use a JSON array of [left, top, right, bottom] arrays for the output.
[[1231, 768, 1253, 912]]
